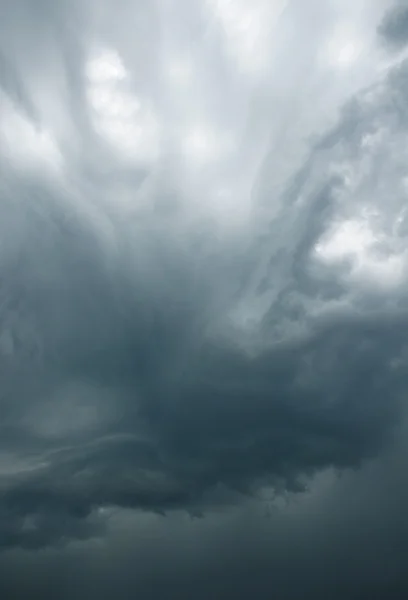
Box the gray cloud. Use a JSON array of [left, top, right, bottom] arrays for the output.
[[1, 429, 408, 599], [1, 0, 408, 597], [378, 2, 408, 48]]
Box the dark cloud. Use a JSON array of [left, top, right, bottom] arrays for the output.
[[1, 0, 408, 597], [1, 430, 408, 599], [378, 2, 408, 48]]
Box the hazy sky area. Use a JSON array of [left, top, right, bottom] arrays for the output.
[[2, 0, 408, 597]]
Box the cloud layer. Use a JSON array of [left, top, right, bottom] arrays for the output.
[[1, 0, 408, 597]]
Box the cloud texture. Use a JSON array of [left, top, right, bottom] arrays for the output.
[[1, 0, 408, 597]]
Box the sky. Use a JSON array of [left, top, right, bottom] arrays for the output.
[[1, 0, 408, 597]]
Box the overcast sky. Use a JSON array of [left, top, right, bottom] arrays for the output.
[[1, 0, 408, 597]]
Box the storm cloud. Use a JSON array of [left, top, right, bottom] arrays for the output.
[[1, 0, 408, 597]]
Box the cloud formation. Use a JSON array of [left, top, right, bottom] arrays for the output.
[[378, 1, 408, 48], [1, 0, 408, 597]]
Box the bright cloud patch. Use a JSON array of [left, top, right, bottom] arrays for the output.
[[315, 217, 406, 287], [86, 47, 160, 164]]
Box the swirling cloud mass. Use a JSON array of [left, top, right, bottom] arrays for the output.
[[1, 0, 408, 598]]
